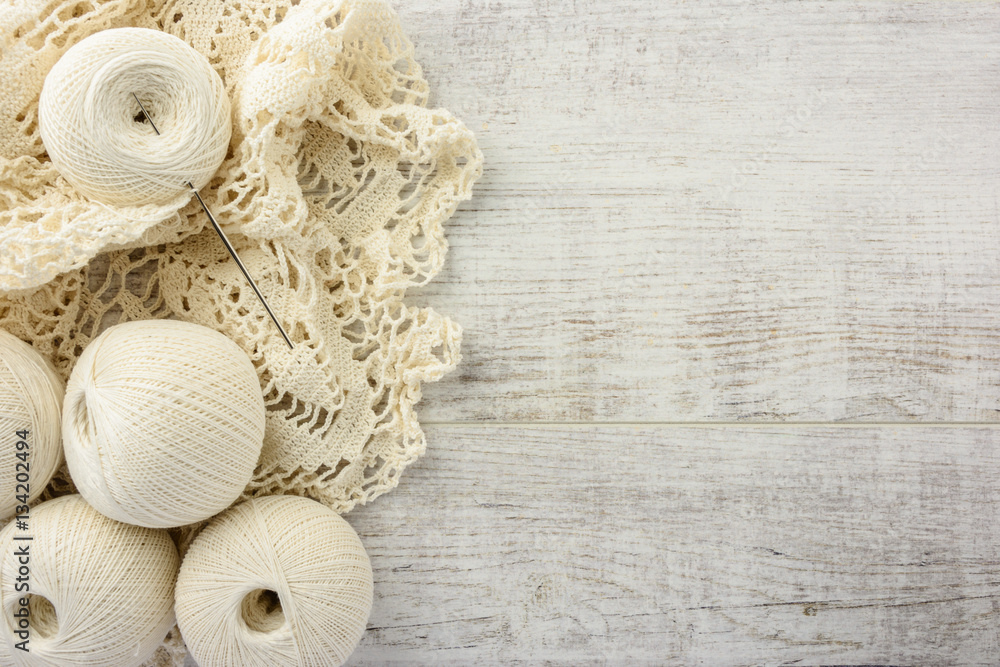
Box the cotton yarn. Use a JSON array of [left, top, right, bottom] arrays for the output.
[[38, 27, 231, 208], [1, 1, 479, 524], [175, 496, 374, 667], [63, 319, 266, 528], [0, 495, 179, 666], [0, 331, 64, 521]]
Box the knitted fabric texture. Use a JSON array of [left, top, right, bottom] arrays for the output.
[[1, 2, 478, 508]]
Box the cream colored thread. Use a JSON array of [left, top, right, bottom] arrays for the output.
[[0, 3, 480, 662], [130, 92, 294, 349], [0, 331, 64, 522], [38, 27, 231, 208], [62, 320, 266, 529], [0, 495, 179, 667], [175, 496, 374, 667], [0, 0, 478, 529]]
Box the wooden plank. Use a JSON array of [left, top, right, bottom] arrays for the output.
[[346, 425, 1000, 665], [386, 0, 1000, 421]]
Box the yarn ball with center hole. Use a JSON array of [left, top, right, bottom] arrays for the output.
[[0, 495, 179, 666], [62, 320, 265, 529], [38, 27, 231, 207], [0, 330, 64, 521], [175, 496, 374, 667]]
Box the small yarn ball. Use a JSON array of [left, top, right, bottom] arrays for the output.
[[176, 496, 374, 667], [0, 330, 64, 521], [63, 320, 265, 528], [39, 27, 232, 207], [0, 495, 179, 666]]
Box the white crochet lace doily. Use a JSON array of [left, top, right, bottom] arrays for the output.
[[0, 1, 481, 663]]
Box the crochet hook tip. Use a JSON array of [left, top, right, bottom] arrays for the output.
[[132, 93, 294, 350]]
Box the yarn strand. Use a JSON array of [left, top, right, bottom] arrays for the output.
[[175, 496, 374, 667], [39, 28, 231, 208], [130, 92, 294, 349]]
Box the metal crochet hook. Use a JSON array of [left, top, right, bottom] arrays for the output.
[[132, 93, 294, 349]]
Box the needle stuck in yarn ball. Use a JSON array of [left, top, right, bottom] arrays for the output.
[[39, 27, 293, 349], [132, 93, 294, 349], [38, 28, 231, 208]]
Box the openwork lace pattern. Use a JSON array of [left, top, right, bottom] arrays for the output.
[[0, 7, 479, 651]]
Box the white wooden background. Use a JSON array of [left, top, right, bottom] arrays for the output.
[[343, 1, 1000, 664]]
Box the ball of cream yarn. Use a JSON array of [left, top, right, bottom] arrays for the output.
[[0, 330, 64, 521], [63, 320, 265, 528], [39, 27, 232, 207], [0, 495, 179, 666], [176, 496, 374, 667]]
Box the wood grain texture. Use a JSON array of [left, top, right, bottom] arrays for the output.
[[389, 0, 1000, 422], [183, 3, 1000, 665], [346, 425, 1000, 666]]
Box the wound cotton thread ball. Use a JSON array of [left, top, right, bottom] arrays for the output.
[[38, 27, 231, 207], [0, 330, 64, 521], [175, 496, 374, 667], [0, 495, 179, 666], [63, 320, 266, 528]]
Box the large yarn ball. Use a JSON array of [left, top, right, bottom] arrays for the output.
[[176, 496, 374, 667], [63, 320, 265, 528], [39, 27, 231, 207], [0, 495, 179, 666], [0, 330, 64, 521]]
